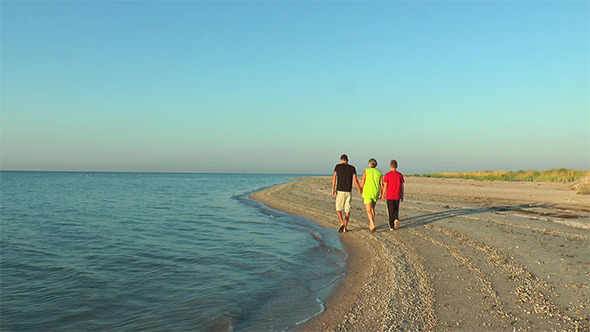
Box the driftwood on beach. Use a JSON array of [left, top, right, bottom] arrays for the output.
[[251, 176, 590, 331]]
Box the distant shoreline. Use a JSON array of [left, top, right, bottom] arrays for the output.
[[3, 168, 587, 180]]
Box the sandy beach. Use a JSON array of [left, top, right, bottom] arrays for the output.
[[250, 176, 590, 331]]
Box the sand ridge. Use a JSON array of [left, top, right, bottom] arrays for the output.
[[250, 176, 589, 331]]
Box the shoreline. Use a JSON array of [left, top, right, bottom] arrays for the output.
[[250, 183, 373, 331], [250, 176, 590, 331]]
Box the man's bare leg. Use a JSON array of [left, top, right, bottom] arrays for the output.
[[343, 212, 350, 233], [337, 210, 345, 231]]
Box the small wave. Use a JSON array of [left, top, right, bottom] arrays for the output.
[[293, 296, 326, 328], [147, 206, 171, 210]]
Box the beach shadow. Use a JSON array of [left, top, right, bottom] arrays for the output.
[[399, 203, 553, 230]]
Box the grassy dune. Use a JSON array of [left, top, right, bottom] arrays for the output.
[[417, 169, 590, 194]]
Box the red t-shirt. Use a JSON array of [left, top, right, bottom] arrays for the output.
[[383, 171, 405, 200]]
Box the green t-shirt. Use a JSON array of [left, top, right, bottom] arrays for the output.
[[362, 168, 382, 199]]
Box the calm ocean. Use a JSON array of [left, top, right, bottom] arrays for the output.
[[0, 172, 346, 331]]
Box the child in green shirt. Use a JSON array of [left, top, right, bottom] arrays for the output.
[[360, 158, 383, 232]]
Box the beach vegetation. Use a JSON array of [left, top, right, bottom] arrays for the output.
[[418, 169, 590, 194], [576, 184, 590, 195], [420, 169, 589, 183]]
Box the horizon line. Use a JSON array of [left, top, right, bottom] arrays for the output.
[[1, 168, 587, 175]]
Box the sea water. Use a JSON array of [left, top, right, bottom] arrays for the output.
[[0, 172, 346, 331]]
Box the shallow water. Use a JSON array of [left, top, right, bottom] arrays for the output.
[[0, 172, 346, 331]]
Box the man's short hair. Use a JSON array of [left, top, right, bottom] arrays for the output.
[[369, 158, 377, 167], [340, 154, 348, 161], [390, 160, 398, 168]]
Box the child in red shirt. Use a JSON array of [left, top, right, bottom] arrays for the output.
[[381, 160, 405, 230]]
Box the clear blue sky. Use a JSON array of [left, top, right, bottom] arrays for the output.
[[1, 1, 588, 174]]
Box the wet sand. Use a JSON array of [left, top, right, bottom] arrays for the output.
[[250, 176, 590, 331]]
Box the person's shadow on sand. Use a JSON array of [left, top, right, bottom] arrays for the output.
[[399, 203, 553, 230]]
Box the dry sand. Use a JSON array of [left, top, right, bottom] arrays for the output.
[[250, 176, 590, 331]]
